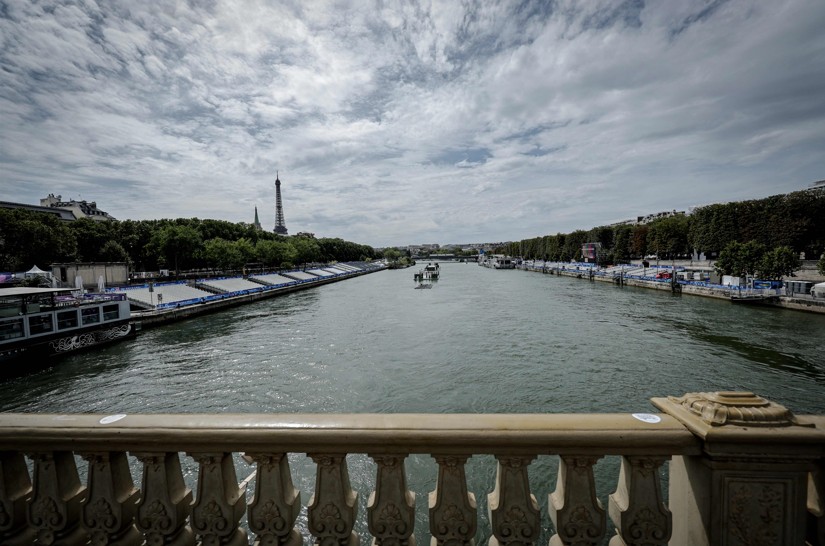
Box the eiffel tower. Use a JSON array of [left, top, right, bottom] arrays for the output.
[[273, 171, 288, 235]]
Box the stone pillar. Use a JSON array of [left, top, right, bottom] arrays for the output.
[[28, 451, 88, 546], [487, 455, 540, 546], [429, 455, 477, 546], [246, 453, 302, 546], [368, 454, 416, 546], [548, 455, 605, 546], [0, 452, 35, 546], [653, 391, 825, 546], [307, 453, 359, 546]]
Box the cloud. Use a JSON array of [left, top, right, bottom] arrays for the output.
[[1, 0, 824, 246]]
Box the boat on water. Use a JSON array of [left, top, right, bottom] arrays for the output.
[[0, 287, 136, 373], [414, 263, 440, 281]]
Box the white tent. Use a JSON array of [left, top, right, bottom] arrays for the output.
[[24, 265, 51, 278]]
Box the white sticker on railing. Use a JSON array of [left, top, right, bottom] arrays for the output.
[[632, 413, 662, 424], [99, 414, 127, 425]]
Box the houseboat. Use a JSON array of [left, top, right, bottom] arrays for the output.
[[0, 287, 136, 374]]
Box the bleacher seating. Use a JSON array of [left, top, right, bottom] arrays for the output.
[[198, 278, 264, 294], [250, 274, 297, 286], [282, 271, 319, 281], [118, 283, 213, 308], [306, 269, 334, 277]]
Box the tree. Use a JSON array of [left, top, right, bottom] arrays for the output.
[[383, 248, 402, 262], [203, 238, 242, 270], [819, 254, 825, 277], [99, 240, 129, 263], [756, 246, 800, 280], [291, 237, 321, 265], [714, 241, 767, 278], [69, 218, 113, 261], [0, 209, 76, 270], [149, 225, 203, 272], [255, 240, 296, 268]]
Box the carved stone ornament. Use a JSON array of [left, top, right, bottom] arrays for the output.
[[307, 453, 359, 546], [726, 480, 787, 546], [668, 391, 806, 427], [134, 452, 195, 546], [608, 457, 671, 546], [246, 453, 302, 546], [368, 454, 416, 546], [488, 456, 540, 546], [28, 451, 88, 546], [549, 456, 605, 546], [80, 451, 142, 546], [189, 452, 247, 546], [429, 455, 477, 546]]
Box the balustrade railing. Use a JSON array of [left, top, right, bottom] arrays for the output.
[[0, 392, 822, 546]]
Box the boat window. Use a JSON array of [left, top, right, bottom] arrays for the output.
[[0, 317, 24, 341], [57, 310, 78, 330], [102, 304, 119, 321], [81, 307, 100, 325], [28, 314, 53, 335]]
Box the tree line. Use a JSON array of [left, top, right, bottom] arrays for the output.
[[0, 209, 376, 273], [498, 188, 825, 267]]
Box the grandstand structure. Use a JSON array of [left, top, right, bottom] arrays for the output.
[[113, 262, 384, 312]]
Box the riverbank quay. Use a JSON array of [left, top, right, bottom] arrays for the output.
[[122, 262, 386, 329], [518, 260, 825, 314]]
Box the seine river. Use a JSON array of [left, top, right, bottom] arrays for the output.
[[2, 263, 823, 544]]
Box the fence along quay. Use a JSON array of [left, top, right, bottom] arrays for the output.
[[0, 391, 823, 546]]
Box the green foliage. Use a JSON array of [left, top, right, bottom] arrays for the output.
[[646, 215, 689, 258], [819, 254, 825, 276], [714, 241, 767, 278], [0, 208, 76, 270], [255, 239, 296, 267], [149, 225, 203, 271], [99, 240, 129, 263], [756, 246, 800, 280]]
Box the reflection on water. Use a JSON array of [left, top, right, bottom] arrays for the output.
[[1, 264, 823, 544]]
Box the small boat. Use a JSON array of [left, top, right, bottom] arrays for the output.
[[0, 287, 137, 374], [729, 293, 777, 304], [414, 263, 440, 281]]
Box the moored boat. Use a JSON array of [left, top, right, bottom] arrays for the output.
[[0, 287, 136, 374]]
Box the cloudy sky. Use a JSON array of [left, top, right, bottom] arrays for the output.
[[1, 1, 824, 247]]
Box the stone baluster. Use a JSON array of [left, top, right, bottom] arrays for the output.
[[189, 452, 247, 546], [27, 450, 88, 546], [0, 451, 36, 545], [367, 454, 416, 546], [429, 455, 477, 546], [487, 456, 540, 546], [246, 453, 302, 546], [548, 456, 605, 546], [134, 451, 194, 546], [809, 460, 824, 546], [607, 457, 671, 546], [80, 451, 142, 545], [307, 453, 359, 546]]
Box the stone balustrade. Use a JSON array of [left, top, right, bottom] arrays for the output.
[[0, 392, 822, 546]]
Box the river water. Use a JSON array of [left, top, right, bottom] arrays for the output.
[[2, 263, 823, 543]]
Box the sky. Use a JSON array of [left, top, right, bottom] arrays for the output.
[[1, 1, 824, 248]]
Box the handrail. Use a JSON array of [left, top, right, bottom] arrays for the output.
[[0, 412, 700, 455]]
